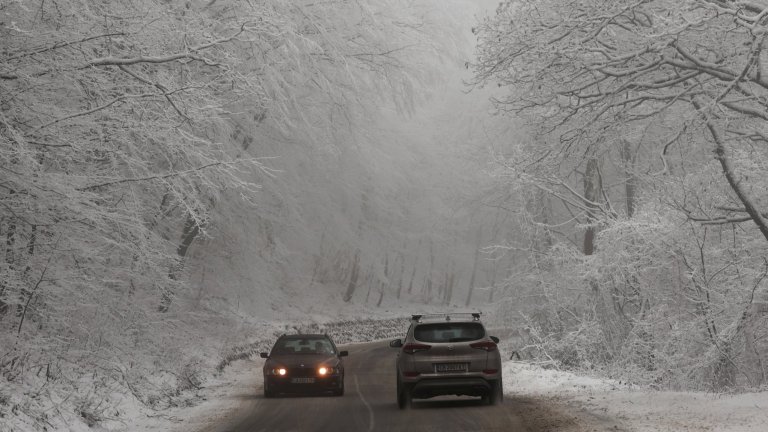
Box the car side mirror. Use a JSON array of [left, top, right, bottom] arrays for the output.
[[389, 339, 403, 348], [259, 352, 269, 359], [339, 350, 349, 357], [490, 336, 500, 344]]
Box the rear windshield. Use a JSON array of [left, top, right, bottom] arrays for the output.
[[413, 323, 485, 343]]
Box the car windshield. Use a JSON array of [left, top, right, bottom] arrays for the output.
[[413, 322, 485, 343], [271, 337, 336, 355]]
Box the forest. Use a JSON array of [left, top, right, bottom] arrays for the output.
[[3, 0, 768, 430], [473, 0, 768, 390]]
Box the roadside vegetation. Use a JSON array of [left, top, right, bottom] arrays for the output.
[[0, 0, 440, 429], [472, 0, 768, 391], [4, 0, 768, 430]]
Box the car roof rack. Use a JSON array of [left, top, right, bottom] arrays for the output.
[[411, 312, 482, 323]]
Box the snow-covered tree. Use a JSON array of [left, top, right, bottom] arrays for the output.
[[0, 0, 444, 426], [473, 0, 768, 389]]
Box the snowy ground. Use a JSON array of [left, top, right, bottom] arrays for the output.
[[504, 361, 768, 432], [119, 357, 261, 432], [5, 313, 768, 432], [122, 352, 768, 432]]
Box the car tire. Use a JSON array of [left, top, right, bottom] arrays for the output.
[[487, 378, 503, 406], [397, 378, 412, 409], [333, 376, 345, 396], [263, 379, 275, 398]]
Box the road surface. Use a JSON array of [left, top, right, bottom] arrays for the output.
[[203, 341, 610, 432]]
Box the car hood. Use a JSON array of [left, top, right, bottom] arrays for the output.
[[266, 354, 340, 368]]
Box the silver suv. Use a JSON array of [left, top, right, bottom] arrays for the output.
[[389, 313, 502, 409]]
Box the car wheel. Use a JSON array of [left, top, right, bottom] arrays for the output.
[[333, 375, 345, 396], [263, 379, 275, 398], [397, 378, 412, 409], [487, 378, 503, 406]]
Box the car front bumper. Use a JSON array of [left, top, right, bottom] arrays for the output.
[[265, 375, 342, 394]]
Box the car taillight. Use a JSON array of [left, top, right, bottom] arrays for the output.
[[470, 341, 497, 352], [402, 343, 431, 354]]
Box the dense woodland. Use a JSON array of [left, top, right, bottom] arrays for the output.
[[3, 0, 768, 430], [473, 0, 768, 390], [0, 0, 502, 428]]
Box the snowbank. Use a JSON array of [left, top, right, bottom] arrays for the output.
[[504, 361, 768, 432]]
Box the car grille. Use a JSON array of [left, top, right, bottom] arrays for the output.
[[288, 367, 317, 377]]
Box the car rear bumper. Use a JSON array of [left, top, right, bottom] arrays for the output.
[[410, 377, 495, 398]]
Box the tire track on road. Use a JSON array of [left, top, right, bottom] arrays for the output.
[[353, 374, 375, 432]]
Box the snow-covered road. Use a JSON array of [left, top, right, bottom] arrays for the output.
[[184, 341, 623, 432], [116, 337, 768, 432]]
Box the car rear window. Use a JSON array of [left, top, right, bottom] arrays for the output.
[[413, 323, 485, 343]]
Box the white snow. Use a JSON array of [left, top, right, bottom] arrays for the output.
[[118, 330, 768, 432], [503, 361, 768, 432], [119, 356, 265, 432], [6, 309, 768, 432], [99, 344, 768, 432]]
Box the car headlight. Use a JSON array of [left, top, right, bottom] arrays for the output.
[[318, 366, 339, 376], [267, 367, 287, 376]]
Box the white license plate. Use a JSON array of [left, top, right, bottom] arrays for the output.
[[435, 363, 468, 373], [291, 377, 315, 384]]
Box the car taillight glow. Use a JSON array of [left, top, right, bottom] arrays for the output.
[[470, 341, 497, 352], [318, 367, 328, 375], [402, 343, 431, 354]]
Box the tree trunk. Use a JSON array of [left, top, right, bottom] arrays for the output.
[[488, 259, 498, 303], [309, 230, 326, 289], [465, 227, 482, 307], [161, 214, 202, 312], [620, 139, 637, 218], [407, 239, 421, 294], [343, 250, 361, 302], [583, 156, 601, 255], [424, 240, 435, 301], [1, 214, 17, 316], [177, 215, 201, 259], [694, 98, 768, 243], [407, 263, 417, 295], [376, 283, 385, 307], [377, 254, 389, 307], [395, 249, 405, 299], [444, 262, 455, 306], [743, 300, 767, 386], [363, 263, 374, 302], [713, 342, 736, 389]]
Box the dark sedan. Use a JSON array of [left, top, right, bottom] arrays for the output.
[[260, 334, 348, 397]]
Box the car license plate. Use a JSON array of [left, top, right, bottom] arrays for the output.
[[435, 363, 468, 373], [291, 377, 315, 384]]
